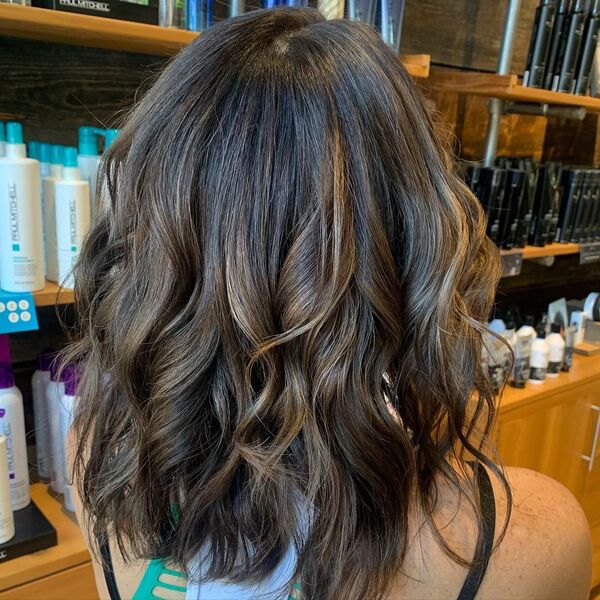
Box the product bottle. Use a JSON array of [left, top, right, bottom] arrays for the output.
[[0, 122, 5, 158], [31, 349, 55, 481], [39, 142, 52, 179], [27, 140, 39, 162], [529, 325, 550, 384], [159, 0, 186, 28], [562, 324, 577, 372], [77, 126, 103, 217], [103, 128, 119, 150], [43, 144, 63, 283], [0, 122, 44, 292], [0, 435, 15, 544], [55, 147, 91, 289], [0, 363, 30, 510], [59, 364, 78, 513], [46, 359, 66, 494], [546, 322, 566, 377], [500, 315, 517, 382], [488, 316, 506, 334], [514, 315, 536, 382]]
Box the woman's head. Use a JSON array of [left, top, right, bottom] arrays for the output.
[[69, 7, 503, 599]]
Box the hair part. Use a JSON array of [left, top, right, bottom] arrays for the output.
[[66, 8, 509, 599]]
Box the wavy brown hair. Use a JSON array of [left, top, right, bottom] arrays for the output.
[[67, 7, 508, 599]]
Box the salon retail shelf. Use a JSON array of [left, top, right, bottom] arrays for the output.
[[500, 242, 581, 260], [0, 484, 95, 596], [430, 70, 600, 112], [33, 281, 74, 307], [498, 353, 600, 413], [0, 5, 430, 77]]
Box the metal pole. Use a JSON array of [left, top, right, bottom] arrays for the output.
[[482, 0, 522, 166]]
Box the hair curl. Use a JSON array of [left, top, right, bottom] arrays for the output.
[[66, 8, 508, 599]]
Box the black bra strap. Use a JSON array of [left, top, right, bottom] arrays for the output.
[[456, 464, 497, 600], [99, 537, 121, 600]]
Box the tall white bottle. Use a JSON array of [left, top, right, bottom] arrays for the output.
[[46, 360, 66, 494], [43, 145, 63, 283], [0, 363, 30, 510], [547, 323, 566, 378], [55, 147, 91, 289], [529, 326, 550, 384], [0, 123, 6, 158], [0, 122, 44, 292], [31, 349, 55, 481], [59, 364, 78, 512], [0, 435, 15, 544], [77, 126, 103, 218]]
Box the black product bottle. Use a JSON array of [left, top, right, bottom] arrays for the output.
[[544, 0, 572, 89], [500, 169, 526, 249], [528, 164, 553, 246], [574, 0, 600, 93], [546, 163, 563, 243], [571, 168, 595, 242], [524, 0, 558, 87], [555, 0, 587, 92], [555, 168, 584, 241], [470, 167, 506, 245]]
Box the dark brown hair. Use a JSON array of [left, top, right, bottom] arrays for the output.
[[67, 7, 508, 599]]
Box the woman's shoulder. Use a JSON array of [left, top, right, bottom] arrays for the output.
[[480, 466, 592, 600]]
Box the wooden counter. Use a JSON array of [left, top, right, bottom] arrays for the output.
[[0, 484, 97, 599], [499, 353, 600, 414]]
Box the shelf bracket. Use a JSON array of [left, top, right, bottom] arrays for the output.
[[504, 101, 587, 119]]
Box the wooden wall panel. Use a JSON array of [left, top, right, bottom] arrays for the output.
[[0, 37, 163, 145], [401, 0, 539, 72]]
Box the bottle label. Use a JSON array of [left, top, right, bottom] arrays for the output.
[[548, 361, 561, 374], [530, 366, 546, 381]]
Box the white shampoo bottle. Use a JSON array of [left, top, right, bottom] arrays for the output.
[[547, 323, 565, 377], [31, 349, 55, 481], [529, 326, 549, 384], [46, 360, 66, 494], [59, 364, 78, 512], [0, 363, 30, 510], [43, 145, 63, 283], [0, 435, 15, 544], [0, 122, 44, 292], [55, 147, 90, 289], [77, 126, 103, 218]]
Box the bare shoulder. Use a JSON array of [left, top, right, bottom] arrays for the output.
[[481, 466, 592, 600]]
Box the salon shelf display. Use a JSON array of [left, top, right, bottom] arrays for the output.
[[33, 281, 73, 307], [430, 71, 600, 112], [0, 5, 430, 77]]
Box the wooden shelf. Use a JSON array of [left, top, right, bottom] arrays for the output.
[[33, 282, 74, 307], [499, 353, 600, 414], [430, 71, 600, 112], [0, 484, 90, 592], [500, 242, 581, 260], [0, 5, 430, 76]]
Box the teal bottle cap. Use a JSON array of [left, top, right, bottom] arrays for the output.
[[63, 146, 78, 168], [40, 142, 52, 164], [78, 126, 103, 156], [51, 144, 64, 165], [27, 141, 40, 160], [103, 128, 119, 150], [0, 122, 5, 142], [6, 122, 24, 144]]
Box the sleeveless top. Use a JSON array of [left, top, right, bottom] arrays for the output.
[[99, 465, 496, 600]]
